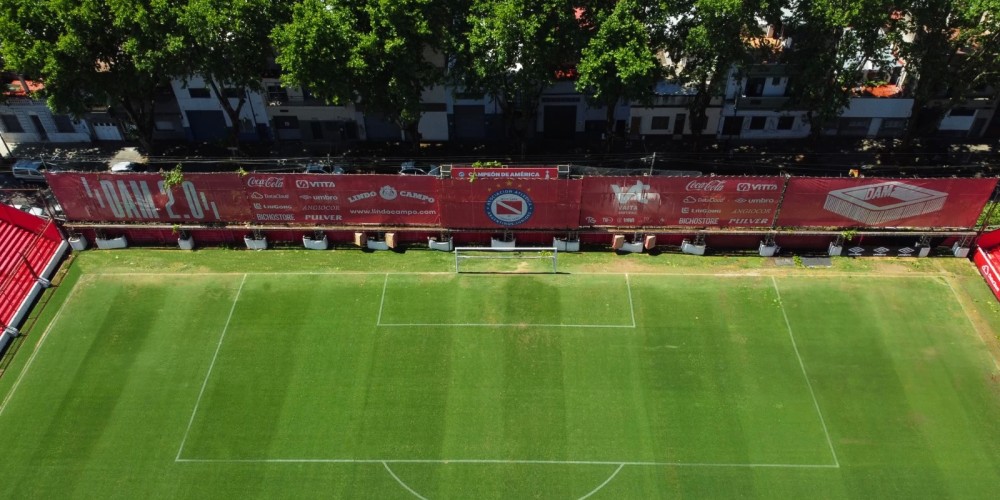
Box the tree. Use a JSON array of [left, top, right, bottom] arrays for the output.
[[895, 0, 1000, 141], [0, 0, 187, 149], [454, 0, 582, 151], [660, 0, 776, 149], [782, 0, 894, 139], [178, 0, 289, 147], [272, 0, 448, 145], [576, 0, 662, 151]]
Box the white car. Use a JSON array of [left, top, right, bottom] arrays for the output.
[[110, 161, 140, 172]]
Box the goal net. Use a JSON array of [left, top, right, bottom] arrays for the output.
[[454, 247, 559, 273]]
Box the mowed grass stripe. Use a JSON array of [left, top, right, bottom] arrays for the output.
[[378, 274, 635, 327]]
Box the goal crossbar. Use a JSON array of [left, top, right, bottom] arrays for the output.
[[454, 247, 559, 273]]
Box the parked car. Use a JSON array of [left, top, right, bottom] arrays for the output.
[[399, 161, 439, 176], [12, 159, 61, 182], [303, 163, 345, 174], [110, 161, 142, 172]]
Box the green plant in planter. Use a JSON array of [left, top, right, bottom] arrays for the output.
[[472, 160, 504, 168], [162, 164, 184, 189], [841, 229, 857, 242], [237, 167, 248, 177]]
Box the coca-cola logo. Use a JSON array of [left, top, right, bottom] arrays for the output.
[[247, 176, 284, 188], [686, 180, 726, 192]]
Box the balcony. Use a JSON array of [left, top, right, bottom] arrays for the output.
[[735, 96, 791, 110]]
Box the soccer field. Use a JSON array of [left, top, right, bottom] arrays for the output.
[[2, 251, 1000, 499]]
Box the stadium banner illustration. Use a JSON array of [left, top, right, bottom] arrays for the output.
[[47, 172, 252, 222], [48, 173, 440, 225], [438, 178, 582, 229], [450, 167, 560, 182], [243, 174, 440, 225], [776, 178, 998, 228], [578, 177, 784, 227]]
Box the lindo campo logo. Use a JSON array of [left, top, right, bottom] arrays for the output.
[[824, 181, 948, 225]]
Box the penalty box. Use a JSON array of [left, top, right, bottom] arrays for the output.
[[178, 274, 836, 466]]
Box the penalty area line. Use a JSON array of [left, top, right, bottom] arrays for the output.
[[175, 457, 839, 468]]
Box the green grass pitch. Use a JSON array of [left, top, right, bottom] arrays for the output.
[[1, 250, 1000, 499]]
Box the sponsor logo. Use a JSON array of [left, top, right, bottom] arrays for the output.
[[400, 191, 435, 203], [982, 264, 1000, 291], [347, 191, 376, 203], [611, 180, 658, 206], [682, 195, 725, 204], [296, 179, 336, 189], [301, 194, 338, 201], [824, 181, 948, 224], [727, 218, 770, 225], [247, 176, 284, 188], [898, 247, 915, 256], [302, 204, 340, 211], [735, 197, 775, 204], [585, 216, 597, 224], [736, 182, 779, 192], [255, 213, 294, 221], [848, 246, 865, 256], [686, 180, 726, 192], [731, 208, 772, 214], [379, 185, 398, 200], [485, 189, 534, 226], [304, 214, 343, 221], [253, 203, 293, 210], [680, 207, 721, 214], [678, 217, 719, 225], [251, 191, 288, 200]]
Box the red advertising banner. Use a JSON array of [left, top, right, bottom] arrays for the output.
[[242, 174, 439, 225], [47, 172, 251, 222], [438, 178, 582, 229], [974, 247, 1000, 303], [579, 176, 784, 227], [49, 173, 440, 225], [776, 178, 998, 228], [451, 167, 559, 181]]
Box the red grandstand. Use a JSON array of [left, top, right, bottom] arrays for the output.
[[0, 203, 68, 353]]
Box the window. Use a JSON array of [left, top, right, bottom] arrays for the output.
[[949, 107, 976, 117], [745, 77, 765, 97], [223, 88, 243, 99], [881, 118, 906, 130], [651, 116, 670, 130], [266, 85, 288, 103], [155, 120, 176, 131], [53, 115, 75, 133], [777, 116, 794, 130], [749, 116, 767, 130], [240, 118, 255, 133], [1, 114, 24, 132], [188, 88, 211, 98], [772, 77, 782, 86]]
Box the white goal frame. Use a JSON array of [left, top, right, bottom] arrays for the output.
[[454, 246, 559, 273]]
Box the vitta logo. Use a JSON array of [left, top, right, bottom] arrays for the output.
[[296, 179, 337, 189], [247, 177, 284, 188], [611, 181, 657, 205], [685, 180, 726, 192], [486, 189, 534, 226], [737, 182, 779, 192]]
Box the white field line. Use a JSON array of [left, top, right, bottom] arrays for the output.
[[175, 457, 838, 468], [89, 271, 948, 278], [625, 273, 637, 328], [770, 277, 840, 468], [382, 461, 430, 500], [577, 463, 626, 500], [0, 281, 83, 417], [941, 277, 1000, 371], [376, 273, 635, 328], [175, 273, 248, 461]]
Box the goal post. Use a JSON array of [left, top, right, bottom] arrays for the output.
[[454, 246, 559, 274]]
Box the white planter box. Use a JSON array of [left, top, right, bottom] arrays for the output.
[[491, 237, 516, 248], [828, 243, 843, 256], [917, 246, 931, 257], [68, 236, 88, 251], [759, 242, 779, 257], [681, 239, 706, 256], [428, 237, 453, 251], [95, 236, 128, 250], [244, 236, 268, 250], [952, 242, 970, 258], [366, 239, 390, 251], [303, 235, 328, 250], [553, 238, 580, 252], [620, 241, 644, 253], [178, 236, 195, 250]]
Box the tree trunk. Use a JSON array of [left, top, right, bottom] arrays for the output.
[[604, 97, 617, 152], [207, 78, 246, 151], [118, 97, 154, 151]]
